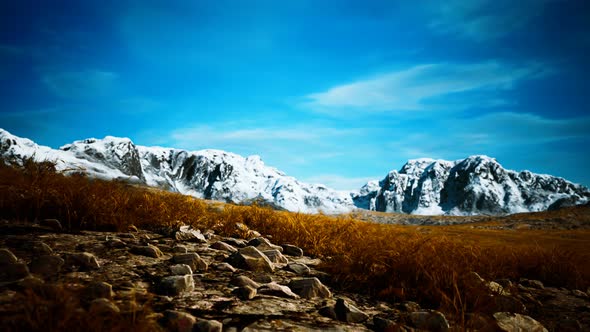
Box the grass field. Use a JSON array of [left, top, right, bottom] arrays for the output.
[[1, 158, 589, 322]]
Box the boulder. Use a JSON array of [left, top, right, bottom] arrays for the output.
[[84, 281, 114, 300], [258, 282, 299, 299], [28, 255, 64, 277], [210, 241, 237, 253], [233, 285, 257, 300], [282, 244, 303, 257], [262, 249, 288, 264], [409, 310, 450, 331], [173, 253, 208, 272], [334, 298, 369, 323], [230, 275, 261, 289], [213, 263, 236, 273], [0, 248, 18, 265], [285, 263, 311, 275], [247, 237, 283, 252], [159, 275, 195, 295], [163, 310, 196, 332], [226, 246, 274, 273], [170, 264, 193, 276], [64, 252, 100, 270], [288, 277, 332, 299], [175, 225, 207, 243], [493, 312, 548, 332], [130, 245, 163, 258]]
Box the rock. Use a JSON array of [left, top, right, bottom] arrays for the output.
[[493, 312, 548, 332], [163, 310, 197, 332], [572, 289, 588, 298], [233, 285, 257, 300], [89, 298, 120, 315], [159, 275, 195, 295], [194, 319, 222, 332], [226, 246, 274, 273], [210, 241, 237, 253], [282, 244, 304, 257], [105, 238, 126, 248], [30, 241, 53, 254], [175, 225, 207, 243], [40, 218, 62, 231], [84, 281, 114, 300], [0, 263, 30, 282], [28, 255, 64, 277], [318, 306, 338, 320], [520, 279, 544, 289], [334, 298, 369, 323], [173, 253, 208, 272], [258, 282, 299, 299], [253, 274, 273, 283], [493, 295, 526, 313], [213, 263, 236, 273], [247, 237, 283, 252], [128, 225, 139, 232], [17, 276, 45, 290], [172, 245, 188, 253], [409, 310, 450, 331], [0, 248, 18, 265], [64, 252, 100, 270], [374, 316, 400, 332], [203, 229, 215, 240], [170, 264, 193, 276], [288, 277, 332, 299], [262, 249, 289, 264], [130, 245, 163, 258], [495, 278, 513, 289], [222, 238, 247, 248], [398, 301, 421, 312], [230, 275, 261, 289], [286, 263, 310, 275]]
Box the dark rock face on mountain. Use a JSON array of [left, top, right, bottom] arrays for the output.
[[353, 156, 590, 215]]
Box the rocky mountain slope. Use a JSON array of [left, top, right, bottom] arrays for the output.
[[353, 156, 590, 215], [0, 129, 353, 214]]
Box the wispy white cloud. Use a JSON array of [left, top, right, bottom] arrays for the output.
[[42, 70, 119, 99], [428, 0, 551, 41], [303, 61, 549, 113]]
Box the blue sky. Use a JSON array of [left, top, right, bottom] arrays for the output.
[[1, 0, 589, 190]]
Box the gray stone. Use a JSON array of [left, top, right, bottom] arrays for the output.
[[65, 252, 100, 270], [194, 319, 222, 332], [0, 263, 30, 282], [230, 275, 261, 289], [130, 245, 163, 258], [210, 241, 237, 253], [374, 317, 400, 332], [30, 241, 53, 254], [89, 298, 120, 315], [262, 249, 288, 264], [160, 275, 195, 295], [247, 237, 283, 252], [253, 274, 273, 283], [213, 262, 236, 273], [288, 277, 332, 299], [173, 253, 208, 272], [163, 310, 197, 332], [286, 263, 311, 275], [172, 245, 188, 253], [258, 282, 299, 299], [222, 238, 247, 248], [233, 285, 257, 300], [520, 279, 544, 289], [226, 246, 274, 273], [493, 312, 548, 332], [0, 248, 18, 265], [85, 281, 114, 300], [282, 244, 303, 257], [29, 255, 64, 277], [41, 218, 62, 231], [175, 225, 207, 243], [334, 298, 369, 323], [170, 264, 193, 276], [409, 310, 450, 332]]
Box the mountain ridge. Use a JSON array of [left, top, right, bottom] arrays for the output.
[[1, 128, 588, 216]]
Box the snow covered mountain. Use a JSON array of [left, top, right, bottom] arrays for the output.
[[353, 156, 590, 215], [0, 129, 354, 214]]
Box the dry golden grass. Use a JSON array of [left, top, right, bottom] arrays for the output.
[[1, 158, 589, 320]]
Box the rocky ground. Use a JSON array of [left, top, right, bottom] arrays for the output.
[[1, 219, 589, 331]]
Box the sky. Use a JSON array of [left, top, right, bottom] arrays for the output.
[[1, 0, 589, 190]]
